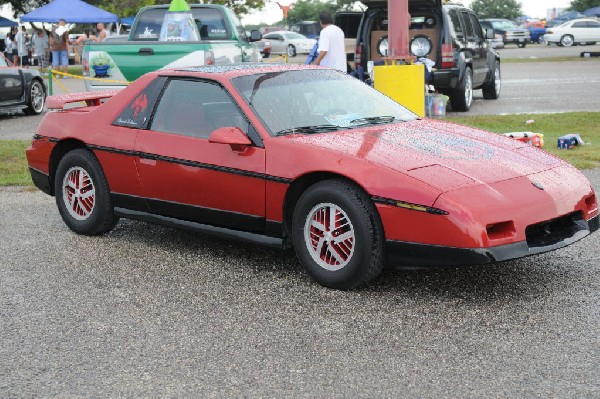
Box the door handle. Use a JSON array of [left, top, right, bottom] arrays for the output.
[[138, 48, 154, 56]]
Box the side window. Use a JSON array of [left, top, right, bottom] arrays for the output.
[[461, 11, 475, 40], [112, 76, 166, 129], [448, 10, 464, 39], [572, 22, 586, 28], [469, 14, 484, 40], [150, 79, 248, 139], [588, 21, 600, 28]]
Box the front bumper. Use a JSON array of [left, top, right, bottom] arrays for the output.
[[386, 214, 598, 267]]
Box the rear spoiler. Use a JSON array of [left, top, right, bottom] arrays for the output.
[[46, 91, 120, 110]]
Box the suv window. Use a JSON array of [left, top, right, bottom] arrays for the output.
[[448, 9, 464, 39], [461, 11, 475, 40], [150, 79, 248, 138], [132, 7, 230, 41], [468, 14, 484, 40]]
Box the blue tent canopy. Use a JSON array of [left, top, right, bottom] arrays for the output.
[[583, 6, 600, 17], [0, 16, 19, 27], [120, 16, 135, 26], [20, 0, 118, 23]]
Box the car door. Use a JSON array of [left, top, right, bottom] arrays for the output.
[[0, 58, 23, 104], [570, 21, 588, 41], [461, 11, 488, 87], [586, 20, 600, 42], [134, 78, 267, 233]]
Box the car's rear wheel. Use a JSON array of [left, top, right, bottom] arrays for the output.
[[54, 149, 118, 236], [263, 52, 270, 58], [287, 44, 297, 57], [517, 42, 526, 48], [450, 66, 473, 112], [482, 60, 501, 100], [292, 179, 384, 290], [24, 80, 45, 115], [560, 34, 574, 47]]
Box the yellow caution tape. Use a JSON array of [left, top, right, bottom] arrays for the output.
[[263, 54, 289, 63], [50, 70, 131, 84]]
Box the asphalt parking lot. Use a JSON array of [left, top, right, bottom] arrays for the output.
[[1, 46, 600, 396]]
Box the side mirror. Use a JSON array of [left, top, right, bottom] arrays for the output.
[[250, 30, 262, 42], [209, 126, 252, 151], [486, 28, 495, 40]]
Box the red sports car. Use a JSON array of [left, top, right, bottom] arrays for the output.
[[26, 64, 598, 289]]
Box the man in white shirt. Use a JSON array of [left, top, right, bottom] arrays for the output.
[[312, 11, 346, 73], [15, 26, 27, 66]]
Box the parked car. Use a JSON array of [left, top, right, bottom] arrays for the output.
[[26, 64, 599, 289], [290, 21, 320, 38], [547, 11, 586, 28], [0, 52, 46, 115], [256, 38, 272, 58], [261, 31, 316, 57], [480, 18, 531, 47], [543, 18, 600, 46], [338, 0, 500, 112]]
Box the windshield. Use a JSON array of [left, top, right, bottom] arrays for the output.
[[231, 69, 417, 136], [491, 20, 519, 30]]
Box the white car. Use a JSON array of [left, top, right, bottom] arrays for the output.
[[543, 18, 600, 46], [261, 31, 316, 57]]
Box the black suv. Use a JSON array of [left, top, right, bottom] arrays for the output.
[[338, 0, 500, 112]]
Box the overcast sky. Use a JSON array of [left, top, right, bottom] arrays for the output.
[[241, 0, 575, 26]]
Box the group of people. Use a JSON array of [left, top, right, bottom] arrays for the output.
[[3, 20, 110, 76]]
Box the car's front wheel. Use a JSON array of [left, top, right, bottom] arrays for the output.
[[560, 34, 574, 47], [287, 44, 297, 57], [449, 66, 473, 112], [482, 60, 501, 100], [292, 179, 385, 290], [24, 80, 46, 115], [54, 149, 118, 236]]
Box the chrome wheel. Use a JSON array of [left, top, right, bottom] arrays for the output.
[[464, 71, 473, 108], [560, 35, 574, 47], [30, 81, 45, 113], [304, 202, 355, 271], [494, 65, 501, 96], [62, 166, 96, 221]]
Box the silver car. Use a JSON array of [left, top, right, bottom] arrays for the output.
[[261, 31, 317, 57]]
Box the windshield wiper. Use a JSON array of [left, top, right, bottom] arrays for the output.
[[349, 116, 397, 126], [276, 125, 341, 136]]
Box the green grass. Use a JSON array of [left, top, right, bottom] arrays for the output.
[[446, 112, 600, 169], [1, 111, 599, 187], [0, 141, 32, 186]]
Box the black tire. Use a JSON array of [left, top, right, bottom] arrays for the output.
[[54, 149, 118, 236], [449, 66, 473, 112], [262, 52, 270, 58], [24, 79, 46, 115], [292, 179, 384, 290], [517, 42, 526, 48], [482, 60, 501, 100], [287, 44, 297, 57], [560, 34, 574, 47]]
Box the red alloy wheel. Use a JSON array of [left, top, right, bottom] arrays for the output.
[[62, 166, 96, 221], [304, 202, 356, 271]]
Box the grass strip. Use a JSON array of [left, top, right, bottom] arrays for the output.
[[0, 140, 32, 186]]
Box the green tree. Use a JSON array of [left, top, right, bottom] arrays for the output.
[[569, 0, 600, 11], [470, 0, 523, 20], [287, 0, 355, 24], [1, 0, 50, 18]]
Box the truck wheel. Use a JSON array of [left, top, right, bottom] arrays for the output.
[[292, 179, 384, 290], [287, 44, 297, 57], [517, 42, 526, 48], [449, 66, 473, 112], [560, 35, 574, 47], [482, 60, 501, 100], [24, 80, 46, 115]]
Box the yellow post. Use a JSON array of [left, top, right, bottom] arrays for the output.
[[374, 64, 425, 117]]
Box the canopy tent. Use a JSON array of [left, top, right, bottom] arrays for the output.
[[583, 6, 600, 17], [0, 16, 18, 27], [120, 16, 135, 26], [20, 0, 118, 23]]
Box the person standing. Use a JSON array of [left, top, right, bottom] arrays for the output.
[[33, 29, 49, 73], [312, 11, 346, 73], [49, 19, 69, 78], [89, 23, 108, 42], [16, 26, 29, 67]]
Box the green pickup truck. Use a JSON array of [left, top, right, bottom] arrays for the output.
[[82, 4, 262, 91]]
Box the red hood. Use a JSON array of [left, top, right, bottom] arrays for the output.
[[287, 119, 562, 192]]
